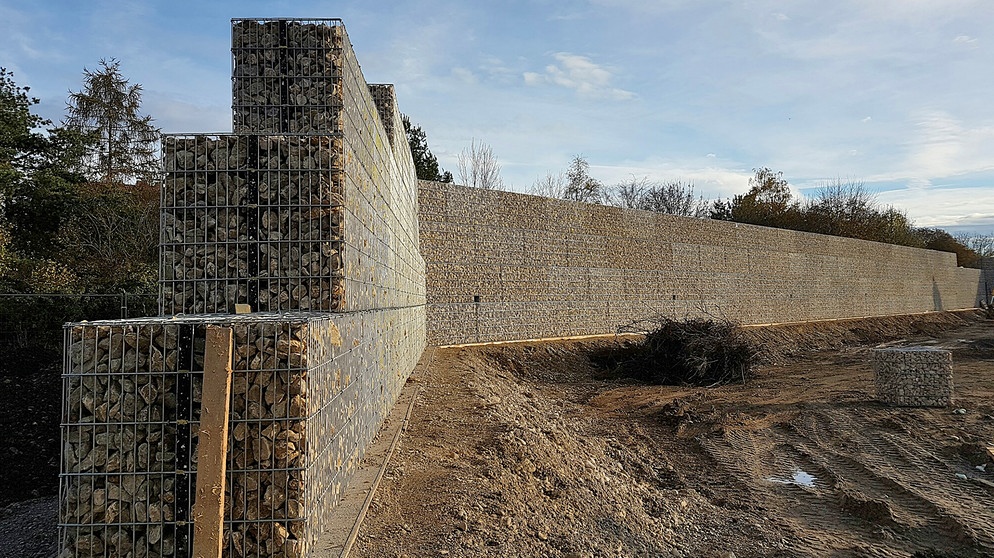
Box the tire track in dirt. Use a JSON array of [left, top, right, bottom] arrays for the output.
[[354, 312, 994, 558], [699, 402, 994, 557], [796, 407, 994, 548]]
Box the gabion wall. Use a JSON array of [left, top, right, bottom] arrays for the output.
[[419, 181, 984, 345], [62, 18, 426, 558], [59, 309, 424, 558], [160, 134, 345, 314], [231, 19, 345, 136], [873, 347, 953, 407], [339, 58, 423, 312], [161, 20, 423, 316]]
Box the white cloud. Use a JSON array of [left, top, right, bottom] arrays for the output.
[[451, 67, 476, 84], [581, 158, 755, 199], [877, 186, 994, 228], [906, 111, 994, 179], [524, 52, 635, 100]]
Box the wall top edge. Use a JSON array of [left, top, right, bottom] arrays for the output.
[[64, 311, 342, 329], [231, 18, 344, 24], [161, 133, 345, 140], [416, 180, 962, 261], [66, 306, 426, 329]]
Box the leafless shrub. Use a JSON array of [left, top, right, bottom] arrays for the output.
[[457, 138, 503, 190]]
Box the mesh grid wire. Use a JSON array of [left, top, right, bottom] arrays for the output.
[[63, 17, 427, 558], [231, 19, 345, 136], [58, 308, 425, 558], [339, 46, 424, 313], [159, 134, 346, 315]]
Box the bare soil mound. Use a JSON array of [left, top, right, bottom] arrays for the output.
[[355, 311, 994, 557]]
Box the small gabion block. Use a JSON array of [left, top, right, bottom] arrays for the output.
[[872, 347, 953, 407]]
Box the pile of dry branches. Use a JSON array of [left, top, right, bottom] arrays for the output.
[[608, 317, 758, 386]]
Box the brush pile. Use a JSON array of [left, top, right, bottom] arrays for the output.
[[612, 317, 758, 386]]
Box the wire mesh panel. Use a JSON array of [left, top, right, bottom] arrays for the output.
[[160, 134, 345, 315], [59, 319, 192, 558], [339, 50, 425, 313], [232, 19, 345, 136], [58, 309, 425, 558], [67, 17, 428, 558]]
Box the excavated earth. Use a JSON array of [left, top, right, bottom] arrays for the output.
[[3, 311, 993, 558], [354, 311, 994, 558]]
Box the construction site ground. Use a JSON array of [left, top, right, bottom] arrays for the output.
[[353, 311, 994, 558], [3, 311, 994, 558]]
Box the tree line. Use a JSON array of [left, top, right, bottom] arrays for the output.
[[7, 59, 983, 299], [409, 131, 990, 269], [1, 60, 159, 295]]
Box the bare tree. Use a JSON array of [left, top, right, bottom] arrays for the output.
[[608, 175, 649, 209], [531, 171, 567, 198], [955, 233, 994, 258], [804, 178, 877, 236], [609, 176, 709, 217], [457, 138, 503, 190], [562, 155, 604, 203]]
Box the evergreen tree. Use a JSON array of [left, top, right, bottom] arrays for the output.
[[0, 68, 92, 263], [65, 59, 160, 184], [1, 68, 156, 292], [402, 114, 452, 182]]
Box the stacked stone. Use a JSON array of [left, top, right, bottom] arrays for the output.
[[160, 134, 346, 314], [368, 84, 399, 147], [59, 315, 352, 558], [339, 54, 424, 312], [64, 17, 427, 558], [231, 19, 345, 135], [873, 347, 953, 407], [60, 322, 183, 558]]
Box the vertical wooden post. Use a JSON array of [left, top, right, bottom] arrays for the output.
[[192, 326, 233, 558]]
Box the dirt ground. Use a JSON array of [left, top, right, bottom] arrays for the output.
[[353, 311, 994, 558], [4, 311, 993, 558]]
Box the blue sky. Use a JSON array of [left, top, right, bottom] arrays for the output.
[[3, 0, 994, 233]]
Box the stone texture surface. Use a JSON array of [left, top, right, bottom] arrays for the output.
[[58, 310, 424, 558], [419, 181, 984, 345], [62, 18, 426, 558], [873, 347, 953, 407], [160, 134, 346, 314]]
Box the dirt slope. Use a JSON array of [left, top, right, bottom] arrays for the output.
[[354, 312, 994, 558]]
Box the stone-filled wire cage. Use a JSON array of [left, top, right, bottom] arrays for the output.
[[64, 17, 427, 558], [160, 134, 346, 314], [231, 19, 345, 136], [58, 313, 377, 558]]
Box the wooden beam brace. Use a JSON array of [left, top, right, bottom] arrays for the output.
[[192, 326, 234, 558]]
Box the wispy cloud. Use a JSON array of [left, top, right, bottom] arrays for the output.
[[524, 52, 635, 100], [877, 186, 994, 228], [862, 111, 994, 186]]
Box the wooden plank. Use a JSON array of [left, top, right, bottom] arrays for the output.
[[192, 326, 234, 558]]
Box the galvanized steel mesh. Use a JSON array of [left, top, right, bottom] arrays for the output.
[[58, 310, 424, 558], [159, 134, 346, 314], [60, 17, 427, 558]]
